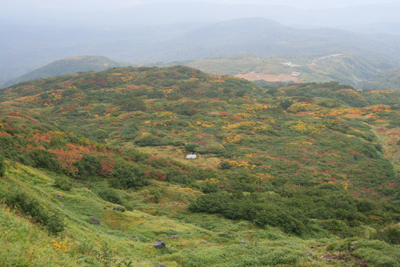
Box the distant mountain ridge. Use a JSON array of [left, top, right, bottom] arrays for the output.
[[2, 18, 400, 84], [1, 56, 126, 88], [105, 18, 400, 65]]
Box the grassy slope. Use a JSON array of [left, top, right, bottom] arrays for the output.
[[3, 162, 399, 267]]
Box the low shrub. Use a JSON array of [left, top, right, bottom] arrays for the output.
[[373, 226, 400, 245], [53, 177, 72, 191], [97, 188, 124, 205], [0, 156, 6, 177], [46, 214, 66, 235]]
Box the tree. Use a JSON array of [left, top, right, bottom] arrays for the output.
[[279, 100, 293, 110], [74, 154, 102, 179], [184, 143, 199, 153], [0, 156, 6, 177], [115, 97, 146, 111]]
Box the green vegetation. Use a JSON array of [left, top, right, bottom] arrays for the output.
[[360, 68, 400, 90], [1, 66, 400, 266], [150, 52, 400, 88]]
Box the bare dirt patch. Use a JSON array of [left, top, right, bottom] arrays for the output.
[[296, 111, 315, 116], [344, 113, 362, 118]]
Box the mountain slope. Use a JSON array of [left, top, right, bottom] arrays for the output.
[[1, 67, 400, 266], [2, 56, 126, 88], [1, 65, 399, 196], [359, 68, 400, 90], [117, 18, 400, 63], [183, 52, 398, 87]]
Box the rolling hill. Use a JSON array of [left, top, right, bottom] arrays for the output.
[[1, 56, 126, 88], [1, 66, 400, 266]]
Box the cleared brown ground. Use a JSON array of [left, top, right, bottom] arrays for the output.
[[344, 113, 363, 118], [235, 71, 300, 82]]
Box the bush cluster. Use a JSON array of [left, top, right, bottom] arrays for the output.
[[1, 190, 65, 235], [189, 187, 400, 236]]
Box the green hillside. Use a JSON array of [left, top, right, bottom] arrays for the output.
[[174, 52, 398, 88], [360, 69, 400, 90], [1, 66, 400, 266], [2, 56, 126, 88]]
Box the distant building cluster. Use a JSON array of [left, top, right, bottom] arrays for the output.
[[282, 62, 300, 67], [291, 72, 301, 77]]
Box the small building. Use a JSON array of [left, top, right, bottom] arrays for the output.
[[186, 154, 197, 159], [291, 72, 301, 77]]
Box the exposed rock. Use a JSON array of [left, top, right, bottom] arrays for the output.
[[153, 265, 167, 267], [203, 215, 207, 217], [240, 240, 247, 245], [154, 240, 166, 248], [213, 216, 218, 218], [68, 183, 73, 187], [303, 250, 316, 258], [113, 206, 124, 211], [150, 221, 154, 224], [129, 244, 134, 247], [60, 203, 65, 209], [56, 194, 62, 199], [90, 216, 101, 225], [200, 242, 208, 244]]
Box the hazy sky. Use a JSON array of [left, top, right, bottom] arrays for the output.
[[1, 0, 400, 27], [1, 0, 399, 9]]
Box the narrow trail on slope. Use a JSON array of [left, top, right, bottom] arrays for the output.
[[391, 152, 400, 164]]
